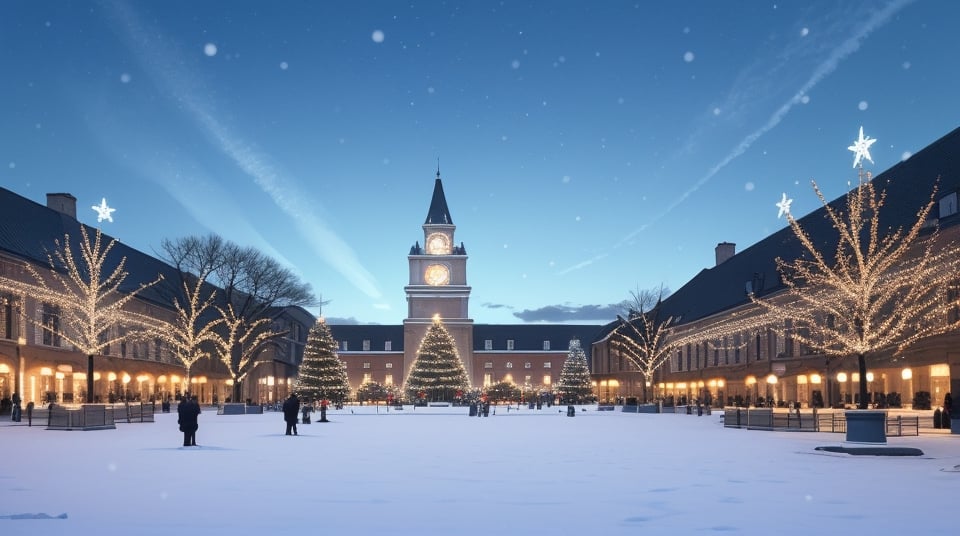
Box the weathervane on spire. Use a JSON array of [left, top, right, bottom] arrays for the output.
[[848, 126, 876, 169], [92, 197, 116, 223]]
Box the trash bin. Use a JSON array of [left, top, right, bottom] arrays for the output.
[[566, 405, 576, 417]]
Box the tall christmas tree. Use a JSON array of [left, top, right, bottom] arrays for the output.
[[404, 316, 470, 402], [294, 318, 350, 404], [556, 339, 595, 404]]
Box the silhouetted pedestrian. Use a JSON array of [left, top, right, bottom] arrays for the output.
[[282, 393, 300, 435], [177, 393, 201, 446]]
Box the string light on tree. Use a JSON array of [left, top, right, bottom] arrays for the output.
[[293, 317, 350, 404], [556, 339, 595, 404], [751, 126, 960, 409], [403, 315, 470, 403], [0, 226, 161, 403], [610, 289, 680, 403]]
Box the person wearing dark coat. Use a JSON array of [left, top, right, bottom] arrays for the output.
[[177, 393, 201, 447], [282, 393, 300, 436]]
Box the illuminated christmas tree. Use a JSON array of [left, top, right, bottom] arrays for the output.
[[404, 316, 469, 403], [610, 290, 676, 403], [752, 127, 960, 409], [293, 318, 350, 404], [556, 339, 595, 404], [0, 225, 161, 403]]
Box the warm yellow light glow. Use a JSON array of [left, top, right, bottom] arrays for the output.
[[766, 374, 778, 385], [107, 372, 117, 382], [837, 372, 848, 382], [810, 374, 821, 384], [745, 375, 757, 386], [93, 372, 101, 381], [55, 371, 65, 380], [901, 368, 913, 380], [931, 364, 950, 377], [0, 364, 9, 374], [267, 376, 275, 386], [542, 375, 551, 385], [852, 372, 860, 382], [666, 382, 674, 389], [157, 375, 167, 384], [697, 380, 705, 388], [658, 383, 665, 389], [717, 379, 725, 388], [122, 373, 131, 384], [708, 380, 717, 387], [57, 364, 72, 372], [73, 372, 86, 380], [609, 379, 619, 387], [171, 375, 181, 383], [797, 375, 807, 385], [503, 374, 514, 384], [865, 372, 874, 382], [40, 367, 53, 376], [645, 381, 651, 387], [225, 379, 234, 386], [136, 375, 149, 383], [676, 382, 687, 389], [198, 376, 207, 384]]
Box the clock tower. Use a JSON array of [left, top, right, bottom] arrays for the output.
[[403, 171, 475, 385]]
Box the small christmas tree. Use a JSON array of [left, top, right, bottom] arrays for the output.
[[556, 339, 594, 404], [294, 318, 350, 404], [404, 316, 470, 402]]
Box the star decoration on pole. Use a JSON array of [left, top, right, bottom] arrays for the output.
[[847, 126, 876, 168], [775, 192, 793, 219], [92, 197, 116, 223]]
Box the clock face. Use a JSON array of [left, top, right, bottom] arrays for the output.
[[424, 264, 450, 286], [426, 233, 451, 255]]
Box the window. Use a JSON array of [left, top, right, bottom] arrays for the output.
[[1, 295, 12, 339], [543, 362, 551, 369], [686, 344, 691, 370], [755, 332, 762, 361], [524, 362, 531, 369], [155, 338, 163, 360], [542, 374, 551, 385], [385, 341, 392, 351], [362, 373, 372, 384], [484, 339, 492, 350], [483, 373, 492, 387], [484, 362, 493, 369], [363, 362, 371, 369], [385, 362, 393, 369], [524, 375, 532, 384], [713, 347, 719, 367], [385, 374, 393, 386], [506, 339, 514, 350], [677, 349, 683, 371], [342, 341, 349, 351], [543, 340, 550, 350], [41, 303, 61, 347], [734, 335, 741, 364], [506, 362, 513, 369], [362, 340, 371, 351]]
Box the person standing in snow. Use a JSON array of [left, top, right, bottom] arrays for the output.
[[282, 393, 300, 435], [177, 393, 201, 447]]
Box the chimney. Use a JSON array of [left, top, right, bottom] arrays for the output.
[[46, 193, 78, 219], [715, 242, 735, 266]]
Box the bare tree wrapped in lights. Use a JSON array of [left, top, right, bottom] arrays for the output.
[[292, 318, 350, 404], [556, 339, 595, 404], [156, 235, 225, 386], [404, 316, 470, 403], [0, 226, 161, 403], [610, 289, 677, 403], [752, 127, 960, 409]]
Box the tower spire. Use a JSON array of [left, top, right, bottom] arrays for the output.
[[425, 169, 453, 225]]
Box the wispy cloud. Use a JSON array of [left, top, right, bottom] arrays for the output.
[[106, 1, 382, 299], [562, 0, 915, 274], [513, 303, 622, 323]]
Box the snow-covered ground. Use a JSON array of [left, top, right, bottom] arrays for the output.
[[3, 404, 957, 535]]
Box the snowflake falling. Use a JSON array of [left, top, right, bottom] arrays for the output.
[[92, 198, 115, 223]]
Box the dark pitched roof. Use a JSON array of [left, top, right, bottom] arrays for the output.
[[0, 187, 183, 308], [328, 325, 406, 351], [424, 173, 453, 225], [658, 126, 960, 326]]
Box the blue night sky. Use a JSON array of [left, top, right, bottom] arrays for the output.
[[2, 1, 958, 325]]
